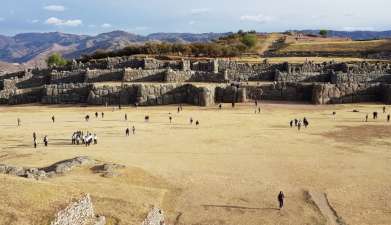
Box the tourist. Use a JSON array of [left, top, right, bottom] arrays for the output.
[[17, 118, 21, 127], [93, 134, 98, 144], [232, 102, 235, 108], [278, 191, 285, 209], [132, 126, 136, 135], [177, 107, 180, 113], [387, 114, 390, 123], [258, 107, 261, 114], [332, 112, 336, 120], [125, 114, 128, 121], [51, 115, 55, 123], [145, 115, 149, 122], [126, 128, 130, 136], [34, 139, 37, 148], [290, 120, 293, 128], [33, 132, 37, 141], [85, 115, 90, 122], [190, 117, 194, 124], [365, 114, 369, 122], [303, 117, 309, 128], [169, 116, 172, 123], [101, 112, 104, 118], [294, 119, 298, 127], [298, 120, 302, 131], [95, 112, 98, 118], [219, 104, 222, 110], [383, 106, 386, 114], [373, 112, 378, 120], [196, 120, 200, 126], [43, 136, 48, 147]]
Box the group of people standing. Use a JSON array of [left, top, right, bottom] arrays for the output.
[[32, 132, 48, 148], [290, 117, 309, 131], [71, 131, 98, 146]]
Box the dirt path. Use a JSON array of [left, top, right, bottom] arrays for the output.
[[258, 33, 281, 55], [309, 191, 346, 225]]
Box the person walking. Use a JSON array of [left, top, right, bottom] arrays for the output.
[[132, 126, 136, 135], [278, 191, 285, 209], [43, 136, 48, 147], [51, 115, 55, 123], [126, 128, 130, 136]]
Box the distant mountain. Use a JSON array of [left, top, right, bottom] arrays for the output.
[[296, 30, 391, 40], [0, 31, 230, 68]]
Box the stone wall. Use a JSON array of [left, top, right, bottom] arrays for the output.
[[218, 59, 278, 81], [312, 83, 382, 104], [383, 84, 391, 104], [330, 71, 391, 84], [50, 194, 105, 225], [136, 83, 215, 106], [42, 83, 92, 104], [163, 70, 227, 83], [275, 71, 329, 83], [245, 83, 314, 102], [123, 68, 166, 82], [85, 69, 123, 83], [215, 85, 247, 103], [50, 70, 86, 84], [87, 85, 135, 105]]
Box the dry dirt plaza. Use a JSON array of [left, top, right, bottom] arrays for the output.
[[0, 102, 390, 225]]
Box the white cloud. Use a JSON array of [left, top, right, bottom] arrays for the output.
[[240, 14, 272, 23], [190, 8, 211, 15], [101, 23, 112, 28], [44, 5, 66, 12], [45, 17, 82, 27], [342, 26, 375, 31]]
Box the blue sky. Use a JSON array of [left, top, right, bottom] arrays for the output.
[[0, 0, 390, 36]]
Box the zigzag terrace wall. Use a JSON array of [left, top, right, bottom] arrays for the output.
[[1, 57, 391, 106]]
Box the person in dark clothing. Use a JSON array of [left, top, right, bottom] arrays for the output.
[[126, 128, 130, 136], [290, 120, 293, 128], [125, 114, 128, 121], [85, 115, 90, 122], [387, 114, 390, 123], [169, 116, 172, 123], [34, 139, 37, 148], [373, 112, 378, 120], [95, 112, 98, 118], [190, 117, 194, 125], [33, 132, 37, 141], [383, 106, 386, 114], [177, 107, 180, 113], [231, 102, 235, 108], [303, 117, 309, 128], [294, 119, 298, 127], [278, 191, 285, 209], [365, 114, 369, 122], [51, 116, 55, 123], [145, 115, 149, 122], [101, 112, 104, 118], [43, 136, 48, 147], [195, 120, 200, 126], [219, 104, 222, 110]]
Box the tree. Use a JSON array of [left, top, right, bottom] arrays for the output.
[[46, 53, 68, 67], [241, 33, 258, 48], [319, 30, 328, 37]]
